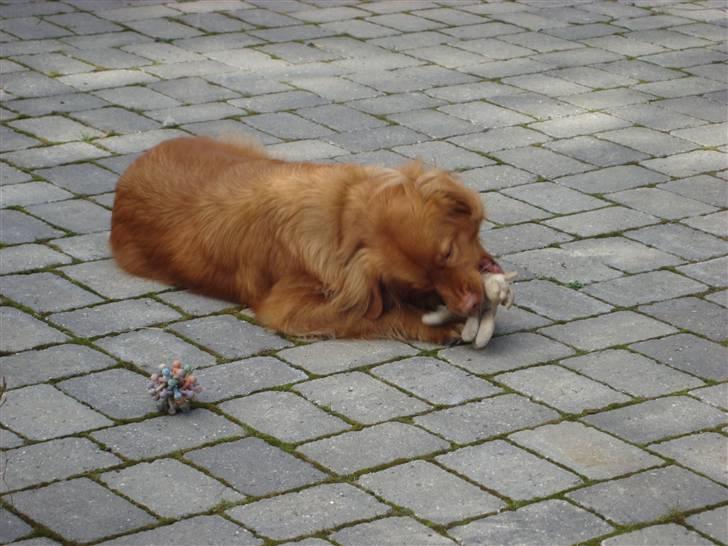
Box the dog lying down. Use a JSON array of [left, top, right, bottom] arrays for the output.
[[110, 135, 504, 344]]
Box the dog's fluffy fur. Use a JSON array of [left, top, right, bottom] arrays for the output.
[[110, 136, 496, 342]]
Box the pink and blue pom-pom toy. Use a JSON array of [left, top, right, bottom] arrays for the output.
[[148, 360, 202, 415]]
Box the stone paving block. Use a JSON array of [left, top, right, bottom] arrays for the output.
[[516, 280, 612, 321], [100, 515, 260, 545], [1, 70, 75, 98], [26, 198, 110, 234], [626, 224, 726, 261], [97, 328, 217, 373], [601, 524, 715, 546], [415, 394, 559, 444], [169, 315, 290, 359], [639, 297, 727, 342], [389, 109, 478, 139], [659, 175, 727, 208], [58, 368, 153, 420], [652, 432, 727, 485], [504, 246, 624, 284], [687, 506, 728, 545], [267, 139, 347, 160], [59, 69, 158, 92], [61, 259, 170, 299], [556, 164, 669, 194], [689, 383, 727, 410], [35, 163, 118, 195], [186, 437, 326, 497], [584, 270, 707, 307], [1, 181, 72, 208], [653, 97, 726, 124], [0, 244, 71, 275], [0, 126, 41, 153], [673, 122, 728, 148], [1, 141, 109, 169], [490, 92, 585, 121], [231, 90, 327, 113], [562, 349, 704, 398], [102, 458, 243, 517], [93, 86, 180, 110], [71, 106, 161, 134], [0, 508, 32, 543], [550, 65, 638, 88], [0, 306, 68, 352], [546, 136, 649, 168], [243, 112, 333, 140], [1, 383, 111, 441], [91, 409, 244, 459], [173, 32, 263, 54], [249, 24, 337, 43], [493, 146, 593, 179], [481, 193, 551, 225], [540, 310, 677, 351], [409, 44, 489, 68], [50, 298, 181, 338], [0, 428, 23, 449], [642, 150, 727, 178], [564, 88, 656, 110], [0, 436, 121, 493], [547, 204, 657, 237], [0, 271, 103, 312], [568, 466, 728, 525], [450, 500, 613, 546], [157, 290, 235, 316], [441, 332, 575, 375], [227, 484, 388, 541], [298, 422, 448, 475], [50, 232, 111, 261], [220, 391, 349, 443], [10, 115, 103, 143], [278, 339, 416, 375], [439, 101, 533, 128], [372, 356, 499, 406], [451, 127, 550, 154], [607, 187, 717, 220], [437, 440, 581, 500], [483, 223, 572, 256], [498, 365, 631, 414], [584, 396, 726, 445], [0, 163, 32, 185], [360, 460, 504, 524], [631, 333, 728, 382], [0, 343, 114, 390], [6, 478, 156, 543], [505, 182, 608, 215], [295, 372, 430, 425], [394, 141, 491, 170], [196, 357, 306, 403], [684, 210, 728, 238], [608, 103, 706, 132], [331, 516, 455, 546], [96, 128, 188, 155], [146, 102, 243, 125], [288, 76, 378, 101]]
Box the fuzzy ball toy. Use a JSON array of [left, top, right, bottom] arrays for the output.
[[423, 271, 517, 349], [148, 360, 202, 415]]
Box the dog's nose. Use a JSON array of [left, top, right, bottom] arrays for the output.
[[459, 291, 480, 315], [479, 255, 503, 274]]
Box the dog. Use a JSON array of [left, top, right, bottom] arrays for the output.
[[110, 136, 501, 343]]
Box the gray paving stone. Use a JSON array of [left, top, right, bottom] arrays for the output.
[[0, 126, 41, 153], [1, 181, 72, 208], [0, 244, 71, 274], [91, 409, 244, 459], [0, 428, 23, 449], [562, 349, 704, 398], [601, 524, 715, 546], [26, 198, 110, 234], [59, 69, 158, 92], [441, 332, 575, 374], [437, 440, 581, 500], [267, 140, 347, 160], [540, 310, 677, 351], [568, 466, 728, 525], [97, 328, 217, 373], [639, 297, 727, 342], [652, 432, 726, 485], [50, 298, 181, 338], [169, 315, 290, 359], [483, 223, 572, 256], [186, 437, 326, 497], [394, 141, 492, 171], [493, 146, 593, 179], [504, 246, 624, 284], [546, 136, 649, 168], [499, 365, 631, 414], [34, 163, 117, 195], [1, 436, 121, 493], [157, 290, 235, 316], [61, 259, 170, 299], [231, 91, 326, 113], [415, 394, 559, 444], [642, 150, 727, 178], [0, 343, 114, 390], [349, 93, 444, 116], [0, 141, 109, 169], [227, 483, 388, 541], [326, 125, 424, 153], [0, 71, 75, 98], [331, 516, 455, 546], [0, 271, 103, 313], [687, 506, 728, 545], [360, 460, 503, 524], [504, 182, 607, 216], [71, 106, 161, 134], [6, 478, 156, 543], [584, 271, 707, 307], [527, 113, 631, 142], [287, 76, 378, 102], [491, 92, 585, 121], [546, 206, 659, 238], [626, 224, 726, 261], [0, 384, 111, 441], [196, 357, 306, 403], [450, 500, 613, 546], [516, 280, 613, 321], [243, 112, 333, 140], [102, 458, 243, 517], [564, 88, 656, 110], [0, 508, 32, 543], [0, 163, 32, 185], [279, 339, 416, 375], [673, 122, 728, 148], [550, 65, 638, 88], [556, 165, 669, 195], [389, 109, 478, 139], [608, 103, 706, 132], [659, 175, 727, 208], [631, 333, 728, 382], [652, 97, 727, 124], [295, 371, 430, 425], [372, 356, 499, 406], [584, 396, 727, 445], [298, 422, 448, 475], [96, 128, 188, 154], [607, 187, 717, 220], [50, 231, 110, 261], [10, 115, 103, 144], [450, 127, 550, 155], [480, 193, 551, 225], [58, 368, 153, 420], [220, 391, 349, 443], [0, 306, 68, 352], [439, 101, 533, 128], [684, 210, 728, 238]]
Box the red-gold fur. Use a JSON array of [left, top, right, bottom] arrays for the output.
[[110, 136, 495, 342]]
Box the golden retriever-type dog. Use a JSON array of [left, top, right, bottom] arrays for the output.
[[110, 136, 501, 343]]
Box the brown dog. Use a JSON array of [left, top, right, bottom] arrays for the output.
[[110, 136, 499, 342]]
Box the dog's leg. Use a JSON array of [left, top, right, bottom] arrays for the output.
[[255, 279, 461, 343]]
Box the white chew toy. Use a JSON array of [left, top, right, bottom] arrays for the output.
[[422, 272, 517, 349]]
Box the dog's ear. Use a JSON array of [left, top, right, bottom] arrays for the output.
[[365, 279, 384, 320]]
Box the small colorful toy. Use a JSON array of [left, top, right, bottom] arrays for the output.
[[147, 360, 202, 415], [423, 271, 517, 349]]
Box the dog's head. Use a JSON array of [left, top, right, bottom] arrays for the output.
[[371, 161, 501, 316]]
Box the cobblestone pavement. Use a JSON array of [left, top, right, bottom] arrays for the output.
[[1, 0, 727, 544]]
